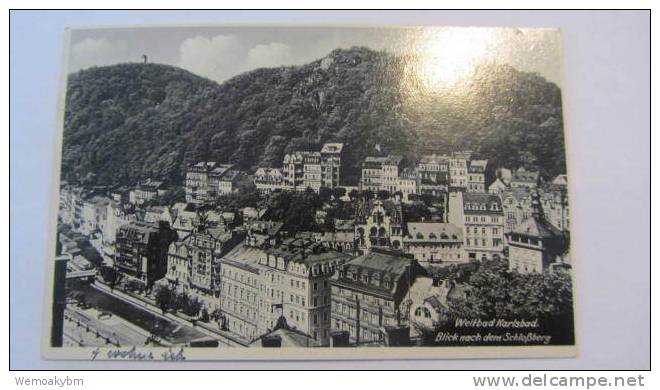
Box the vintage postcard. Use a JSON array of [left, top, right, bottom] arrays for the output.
[[43, 25, 575, 360]]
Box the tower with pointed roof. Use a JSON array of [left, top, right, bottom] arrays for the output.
[[505, 191, 568, 273]]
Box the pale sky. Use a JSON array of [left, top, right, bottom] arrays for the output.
[[68, 26, 563, 86]]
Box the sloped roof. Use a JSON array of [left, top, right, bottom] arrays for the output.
[[347, 249, 413, 276], [462, 192, 502, 215], [220, 242, 263, 272], [512, 215, 563, 239], [321, 143, 344, 154], [405, 223, 462, 242], [249, 316, 314, 348]]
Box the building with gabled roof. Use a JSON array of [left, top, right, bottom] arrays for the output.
[[354, 199, 404, 250], [320, 142, 344, 188], [448, 191, 505, 261], [330, 248, 427, 345], [185, 161, 238, 203], [257, 238, 352, 346], [488, 177, 509, 194], [467, 159, 488, 193], [511, 167, 540, 189], [403, 222, 465, 266], [360, 155, 403, 193], [506, 191, 568, 274], [130, 178, 166, 205], [114, 220, 178, 288]]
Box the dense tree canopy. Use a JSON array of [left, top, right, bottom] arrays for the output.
[[62, 47, 566, 188]]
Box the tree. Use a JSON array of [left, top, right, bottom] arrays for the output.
[[200, 307, 210, 322], [319, 187, 332, 202], [440, 259, 574, 344], [348, 189, 359, 201], [363, 190, 375, 200], [99, 266, 119, 287], [377, 190, 391, 200], [332, 187, 346, 200], [402, 202, 432, 222], [154, 285, 174, 314]]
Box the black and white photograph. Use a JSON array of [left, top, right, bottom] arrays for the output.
[[43, 24, 576, 360]]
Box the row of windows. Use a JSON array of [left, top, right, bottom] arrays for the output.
[[333, 288, 394, 308], [466, 227, 500, 235], [466, 238, 502, 248], [465, 215, 502, 223]]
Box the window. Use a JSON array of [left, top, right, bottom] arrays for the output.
[[314, 282, 318, 290], [314, 297, 318, 306]]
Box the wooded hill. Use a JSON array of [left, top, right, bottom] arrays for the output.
[[61, 47, 566, 187]]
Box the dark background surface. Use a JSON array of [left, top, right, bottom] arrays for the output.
[[9, 10, 650, 369]]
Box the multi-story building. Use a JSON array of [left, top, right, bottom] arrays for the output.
[[320, 143, 344, 188], [403, 223, 465, 266], [540, 184, 570, 233], [80, 196, 109, 237], [164, 226, 244, 310], [302, 152, 323, 192], [101, 200, 138, 263], [280, 143, 345, 193], [218, 238, 351, 345], [506, 191, 568, 274], [418, 179, 447, 198], [259, 239, 352, 346], [501, 184, 567, 234], [417, 154, 449, 184], [114, 221, 178, 288], [58, 184, 81, 226], [360, 157, 385, 192], [283, 151, 322, 192], [218, 169, 245, 196], [510, 167, 540, 189], [130, 178, 166, 205], [448, 192, 505, 261], [467, 159, 487, 192], [254, 167, 287, 193], [397, 168, 419, 202], [218, 243, 265, 342], [500, 187, 533, 233], [360, 155, 403, 193], [354, 199, 405, 250], [330, 248, 427, 345], [449, 151, 472, 189], [283, 152, 305, 190], [316, 231, 356, 253], [185, 162, 237, 203]]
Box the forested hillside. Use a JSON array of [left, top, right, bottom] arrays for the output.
[[62, 47, 566, 187]]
